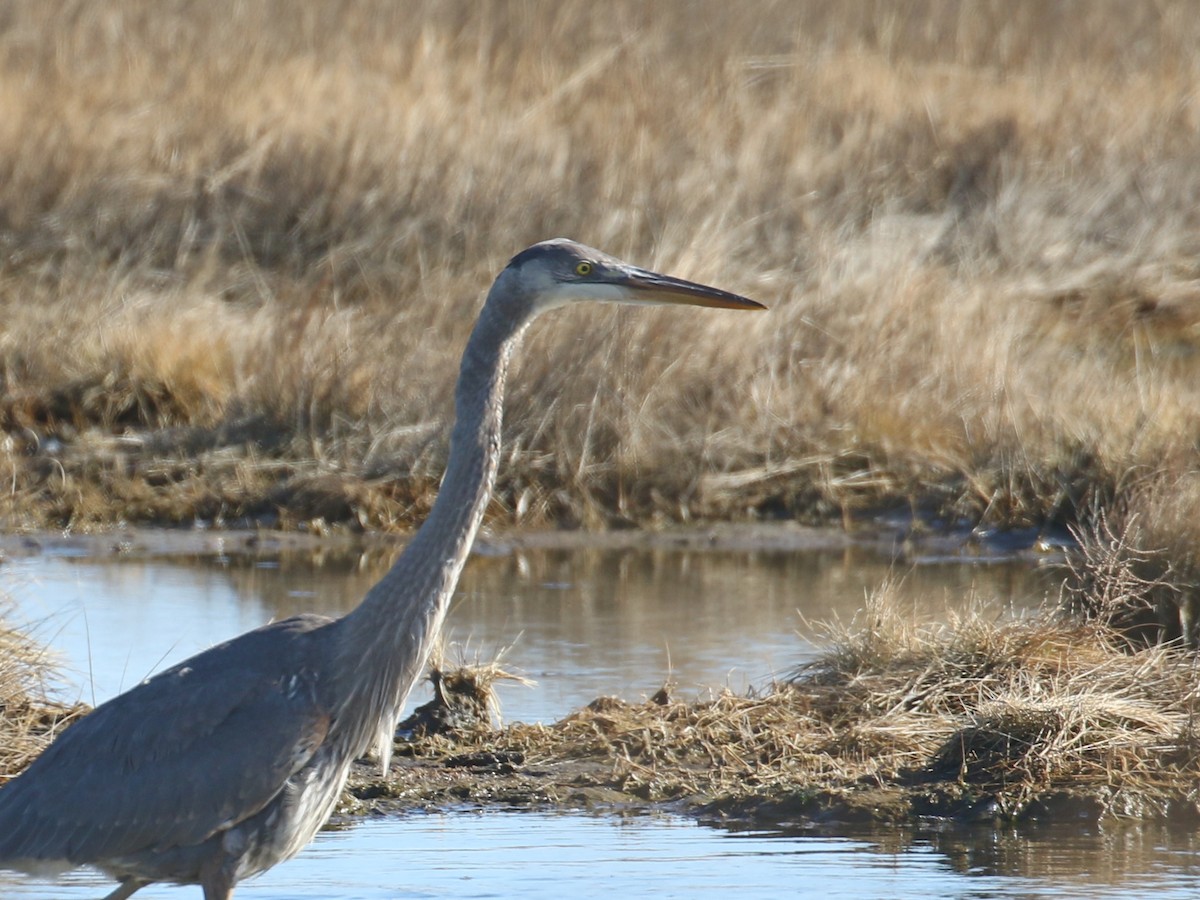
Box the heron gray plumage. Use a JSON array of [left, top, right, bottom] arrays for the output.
[[0, 238, 763, 899]]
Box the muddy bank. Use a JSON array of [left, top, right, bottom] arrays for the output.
[[343, 680, 1200, 832], [347, 754, 1198, 832], [0, 516, 1069, 566]]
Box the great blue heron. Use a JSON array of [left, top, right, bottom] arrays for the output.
[[0, 239, 763, 899]]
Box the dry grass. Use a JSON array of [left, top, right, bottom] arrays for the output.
[[395, 643, 534, 739], [0, 604, 86, 783], [0, 1, 1196, 558]]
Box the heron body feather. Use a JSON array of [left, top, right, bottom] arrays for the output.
[[0, 615, 334, 875]]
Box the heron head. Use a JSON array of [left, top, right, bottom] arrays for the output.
[[501, 238, 765, 315]]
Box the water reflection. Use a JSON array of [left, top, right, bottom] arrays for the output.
[[926, 821, 1200, 888], [3, 811, 1199, 899], [3, 543, 1058, 722]]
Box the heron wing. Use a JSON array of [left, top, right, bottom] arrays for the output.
[[0, 614, 336, 864]]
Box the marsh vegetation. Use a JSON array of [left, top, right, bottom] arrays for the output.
[[0, 2, 1196, 554]]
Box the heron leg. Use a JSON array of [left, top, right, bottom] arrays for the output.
[[202, 875, 235, 900], [200, 858, 236, 900], [102, 879, 148, 900]]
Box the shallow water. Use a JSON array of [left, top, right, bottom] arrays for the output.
[[5, 537, 1199, 898], [4, 542, 1051, 719], [4, 810, 1200, 899]]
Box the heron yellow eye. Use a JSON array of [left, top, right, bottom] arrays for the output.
[[575, 261, 593, 277]]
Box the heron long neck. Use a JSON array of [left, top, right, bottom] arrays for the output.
[[333, 297, 528, 756]]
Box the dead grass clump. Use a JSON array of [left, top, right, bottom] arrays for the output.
[[929, 693, 1183, 794], [396, 645, 533, 740], [0, 607, 87, 781], [1060, 510, 1199, 649]]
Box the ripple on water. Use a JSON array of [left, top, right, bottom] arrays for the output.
[[7, 811, 1200, 899]]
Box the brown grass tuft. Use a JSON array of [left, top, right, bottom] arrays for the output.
[[0, 604, 87, 782]]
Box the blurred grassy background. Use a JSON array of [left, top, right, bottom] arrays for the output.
[[0, 1, 1196, 570]]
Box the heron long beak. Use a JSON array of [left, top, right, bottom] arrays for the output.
[[617, 267, 766, 311]]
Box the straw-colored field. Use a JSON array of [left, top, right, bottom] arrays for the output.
[[0, 1, 1196, 571]]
